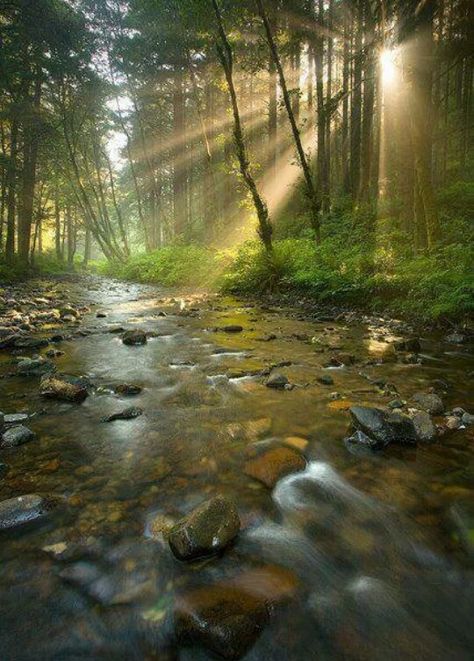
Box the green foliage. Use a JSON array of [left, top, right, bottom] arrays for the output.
[[95, 245, 228, 289], [0, 252, 71, 282], [223, 235, 474, 323]]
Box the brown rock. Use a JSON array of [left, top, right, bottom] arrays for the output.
[[245, 446, 306, 488], [40, 375, 88, 403]]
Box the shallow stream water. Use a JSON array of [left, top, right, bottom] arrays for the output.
[[0, 277, 473, 660]]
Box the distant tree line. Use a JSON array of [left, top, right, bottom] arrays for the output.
[[0, 0, 472, 264]]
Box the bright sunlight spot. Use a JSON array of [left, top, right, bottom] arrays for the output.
[[380, 48, 398, 87]]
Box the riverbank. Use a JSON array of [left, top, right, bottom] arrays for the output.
[[95, 239, 474, 328]]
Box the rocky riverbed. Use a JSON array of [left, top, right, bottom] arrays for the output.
[[0, 275, 473, 660]]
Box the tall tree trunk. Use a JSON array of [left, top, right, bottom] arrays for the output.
[[54, 192, 62, 260], [257, 0, 321, 242], [211, 0, 273, 252], [358, 3, 376, 204], [83, 227, 91, 265], [18, 70, 42, 265], [402, 3, 440, 248], [5, 118, 18, 262], [350, 1, 363, 200], [173, 68, 187, 238]]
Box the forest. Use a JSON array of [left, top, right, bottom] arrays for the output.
[[0, 0, 473, 321], [0, 2, 474, 659]]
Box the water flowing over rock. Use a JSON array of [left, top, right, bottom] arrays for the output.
[[349, 406, 418, 448], [168, 495, 240, 560], [102, 406, 143, 422], [122, 329, 147, 345], [245, 445, 306, 488]]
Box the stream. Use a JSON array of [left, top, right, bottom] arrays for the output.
[[0, 276, 473, 660]]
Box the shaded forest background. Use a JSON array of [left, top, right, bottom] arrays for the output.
[[0, 0, 473, 321]]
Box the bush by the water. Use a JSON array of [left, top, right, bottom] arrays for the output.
[[97, 231, 473, 324]]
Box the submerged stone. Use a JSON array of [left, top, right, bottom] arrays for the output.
[[221, 325, 243, 333], [168, 495, 240, 561], [244, 445, 306, 488], [393, 338, 421, 352], [349, 406, 418, 448], [114, 383, 143, 396], [102, 406, 143, 422], [175, 585, 268, 659]]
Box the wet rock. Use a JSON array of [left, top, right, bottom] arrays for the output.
[[265, 373, 289, 389], [102, 406, 143, 422], [168, 495, 240, 561], [0, 494, 52, 531], [325, 353, 357, 367], [411, 410, 436, 442], [344, 430, 381, 452], [175, 584, 268, 659], [45, 348, 64, 358], [0, 462, 9, 478], [258, 333, 277, 342], [462, 412, 474, 426], [13, 336, 49, 349], [114, 383, 143, 396], [245, 445, 306, 488], [221, 325, 244, 333], [59, 306, 79, 319], [318, 374, 334, 386], [1, 425, 36, 448], [49, 334, 66, 343], [393, 338, 421, 352], [40, 374, 88, 403], [388, 399, 404, 409], [445, 332, 465, 344], [349, 406, 418, 448], [16, 356, 55, 376], [445, 416, 461, 430], [122, 329, 147, 345], [411, 392, 444, 415]]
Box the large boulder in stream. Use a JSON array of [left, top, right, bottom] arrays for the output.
[[40, 374, 88, 403], [0, 494, 52, 531], [168, 495, 240, 561], [1, 425, 36, 448], [122, 329, 147, 346], [349, 406, 418, 448]]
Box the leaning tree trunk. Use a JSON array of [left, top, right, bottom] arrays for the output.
[[256, 0, 321, 242], [211, 0, 273, 252]]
